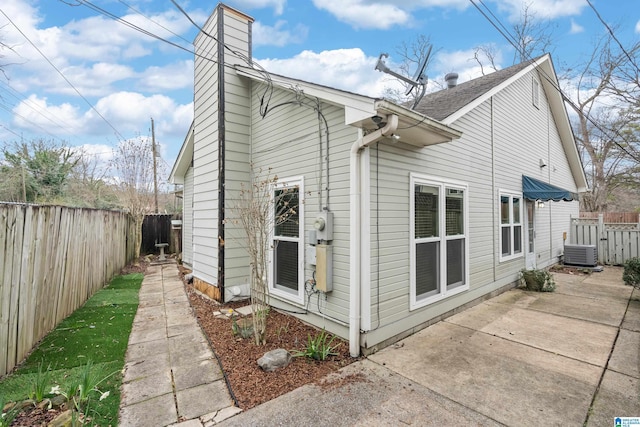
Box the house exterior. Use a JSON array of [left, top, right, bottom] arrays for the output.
[[170, 3, 588, 356]]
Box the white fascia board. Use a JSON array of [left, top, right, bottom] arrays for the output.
[[169, 121, 194, 185], [235, 65, 378, 125]]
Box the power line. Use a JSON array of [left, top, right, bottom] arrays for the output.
[[168, 0, 275, 117], [468, 0, 640, 164], [586, 0, 640, 76], [115, 0, 192, 45], [0, 122, 22, 138], [0, 8, 127, 141], [0, 101, 65, 140], [63, 0, 246, 74], [0, 80, 80, 133]]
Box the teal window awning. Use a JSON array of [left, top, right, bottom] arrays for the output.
[[522, 175, 577, 202]]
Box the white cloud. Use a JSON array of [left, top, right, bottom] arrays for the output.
[[253, 21, 308, 47], [570, 19, 584, 34], [138, 60, 194, 91], [11, 92, 193, 142], [12, 95, 83, 135], [311, 0, 411, 29], [494, 0, 587, 21], [226, 0, 287, 15], [636, 20, 640, 33], [257, 48, 405, 97], [257, 46, 511, 99], [309, 0, 470, 29]]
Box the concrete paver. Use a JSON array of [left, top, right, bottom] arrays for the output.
[[446, 300, 617, 366], [492, 286, 629, 326], [119, 262, 240, 426], [119, 392, 177, 427], [609, 329, 640, 378], [120, 370, 173, 406], [623, 299, 640, 332], [368, 321, 602, 426], [587, 370, 640, 427], [176, 381, 234, 420]]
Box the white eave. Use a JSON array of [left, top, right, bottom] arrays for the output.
[[169, 121, 194, 185], [235, 65, 462, 146]]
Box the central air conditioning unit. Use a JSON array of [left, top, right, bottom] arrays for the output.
[[564, 244, 598, 267]]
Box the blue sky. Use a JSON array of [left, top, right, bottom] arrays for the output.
[[0, 0, 638, 174]]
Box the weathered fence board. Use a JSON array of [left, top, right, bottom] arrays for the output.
[[580, 212, 639, 223], [0, 204, 134, 377], [571, 214, 640, 265], [142, 214, 173, 255]]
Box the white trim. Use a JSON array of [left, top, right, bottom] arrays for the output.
[[409, 173, 470, 311], [269, 176, 305, 305], [498, 189, 524, 262], [532, 77, 540, 109], [169, 121, 194, 184]]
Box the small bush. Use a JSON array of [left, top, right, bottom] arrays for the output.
[[519, 269, 556, 292], [623, 257, 640, 288]]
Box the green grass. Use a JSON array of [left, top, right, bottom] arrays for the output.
[[0, 273, 143, 426]]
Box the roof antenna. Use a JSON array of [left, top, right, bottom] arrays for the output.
[[375, 45, 431, 109]]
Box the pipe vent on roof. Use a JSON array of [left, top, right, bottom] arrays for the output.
[[445, 72, 459, 88]]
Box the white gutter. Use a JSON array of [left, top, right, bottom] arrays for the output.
[[349, 114, 398, 357]]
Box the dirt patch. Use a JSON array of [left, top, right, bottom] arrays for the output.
[[549, 265, 594, 275], [120, 255, 151, 274], [317, 372, 370, 390], [183, 274, 358, 409]]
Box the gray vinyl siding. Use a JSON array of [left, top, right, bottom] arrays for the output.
[[191, 6, 252, 288], [220, 12, 252, 288], [183, 166, 194, 266], [250, 84, 358, 327], [363, 68, 581, 348], [192, 11, 221, 286]]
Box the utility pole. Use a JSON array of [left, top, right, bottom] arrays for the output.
[[151, 117, 159, 213]]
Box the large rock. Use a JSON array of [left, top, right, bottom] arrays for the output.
[[257, 349, 292, 372]]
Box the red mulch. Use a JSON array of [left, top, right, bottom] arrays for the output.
[[182, 269, 358, 409]]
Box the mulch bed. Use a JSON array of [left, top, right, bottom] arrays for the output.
[[181, 268, 357, 409]]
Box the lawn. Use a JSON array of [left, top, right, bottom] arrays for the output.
[[0, 273, 143, 426]]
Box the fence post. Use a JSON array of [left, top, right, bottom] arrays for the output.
[[598, 213, 605, 264]]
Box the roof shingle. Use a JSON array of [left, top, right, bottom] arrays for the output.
[[413, 57, 537, 121]]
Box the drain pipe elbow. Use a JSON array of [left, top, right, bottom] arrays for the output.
[[349, 114, 398, 357]]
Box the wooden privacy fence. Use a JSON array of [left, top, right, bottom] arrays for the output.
[[141, 214, 173, 254], [571, 213, 640, 265], [0, 204, 135, 377]]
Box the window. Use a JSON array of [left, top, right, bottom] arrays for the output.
[[410, 174, 468, 309], [270, 177, 304, 304], [532, 78, 540, 108], [500, 192, 523, 261]]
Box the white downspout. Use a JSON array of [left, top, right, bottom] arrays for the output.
[[349, 114, 398, 357]]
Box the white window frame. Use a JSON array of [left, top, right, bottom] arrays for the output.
[[410, 173, 469, 310], [499, 190, 524, 262], [532, 77, 540, 109], [268, 176, 305, 305]]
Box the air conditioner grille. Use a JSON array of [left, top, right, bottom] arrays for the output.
[[564, 244, 597, 267]]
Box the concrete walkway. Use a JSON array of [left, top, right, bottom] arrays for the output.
[[118, 262, 241, 427], [221, 267, 640, 426]]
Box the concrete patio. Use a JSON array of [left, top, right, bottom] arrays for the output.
[[222, 267, 640, 426]]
